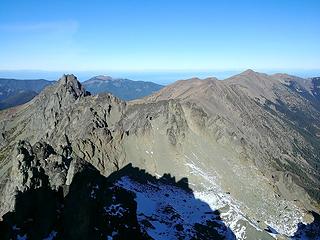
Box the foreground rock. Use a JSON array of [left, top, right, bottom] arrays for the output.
[[0, 140, 235, 240]]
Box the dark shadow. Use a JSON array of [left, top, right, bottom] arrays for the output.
[[107, 163, 192, 192], [291, 211, 320, 239], [0, 162, 236, 240], [264, 226, 279, 234]]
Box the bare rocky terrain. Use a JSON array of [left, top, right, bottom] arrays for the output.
[[0, 71, 319, 239]]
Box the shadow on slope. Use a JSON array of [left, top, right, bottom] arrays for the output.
[[0, 162, 236, 240], [109, 164, 237, 239], [291, 211, 320, 240]]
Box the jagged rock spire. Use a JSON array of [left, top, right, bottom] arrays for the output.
[[56, 74, 90, 99]]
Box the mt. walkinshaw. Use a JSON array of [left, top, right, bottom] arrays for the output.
[[83, 75, 164, 101], [0, 70, 319, 239]]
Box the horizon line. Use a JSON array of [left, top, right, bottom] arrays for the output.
[[1, 68, 320, 73]]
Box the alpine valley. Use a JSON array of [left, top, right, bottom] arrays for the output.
[[0, 70, 319, 240]]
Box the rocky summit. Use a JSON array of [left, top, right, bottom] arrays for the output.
[[0, 72, 319, 240]]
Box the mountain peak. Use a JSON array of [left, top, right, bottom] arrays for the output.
[[229, 69, 271, 81], [84, 75, 116, 85], [240, 69, 259, 76], [59, 74, 77, 82], [94, 75, 114, 81], [56, 74, 82, 87], [56, 74, 90, 99]]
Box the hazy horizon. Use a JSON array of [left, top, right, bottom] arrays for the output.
[[1, 1, 319, 84], [0, 69, 320, 85]]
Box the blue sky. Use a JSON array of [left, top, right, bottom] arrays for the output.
[[0, 0, 319, 72]]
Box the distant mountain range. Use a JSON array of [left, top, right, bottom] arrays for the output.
[[0, 74, 319, 111], [82, 75, 164, 101], [0, 78, 54, 110], [0, 76, 164, 110], [0, 90, 38, 110]]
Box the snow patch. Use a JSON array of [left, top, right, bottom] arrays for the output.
[[17, 235, 27, 240], [43, 231, 58, 240], [104, 204, 127, 217], [184, 153, 305, 238], [116, 176, 234, 240]]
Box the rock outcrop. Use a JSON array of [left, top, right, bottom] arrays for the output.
[[0, 140, 234, 240]]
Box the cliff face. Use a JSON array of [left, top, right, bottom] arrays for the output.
[[0, 72, 319, 239], [137, 70, 320, 205]]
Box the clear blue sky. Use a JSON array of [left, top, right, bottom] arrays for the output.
[[0, 0, 319, 72]]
